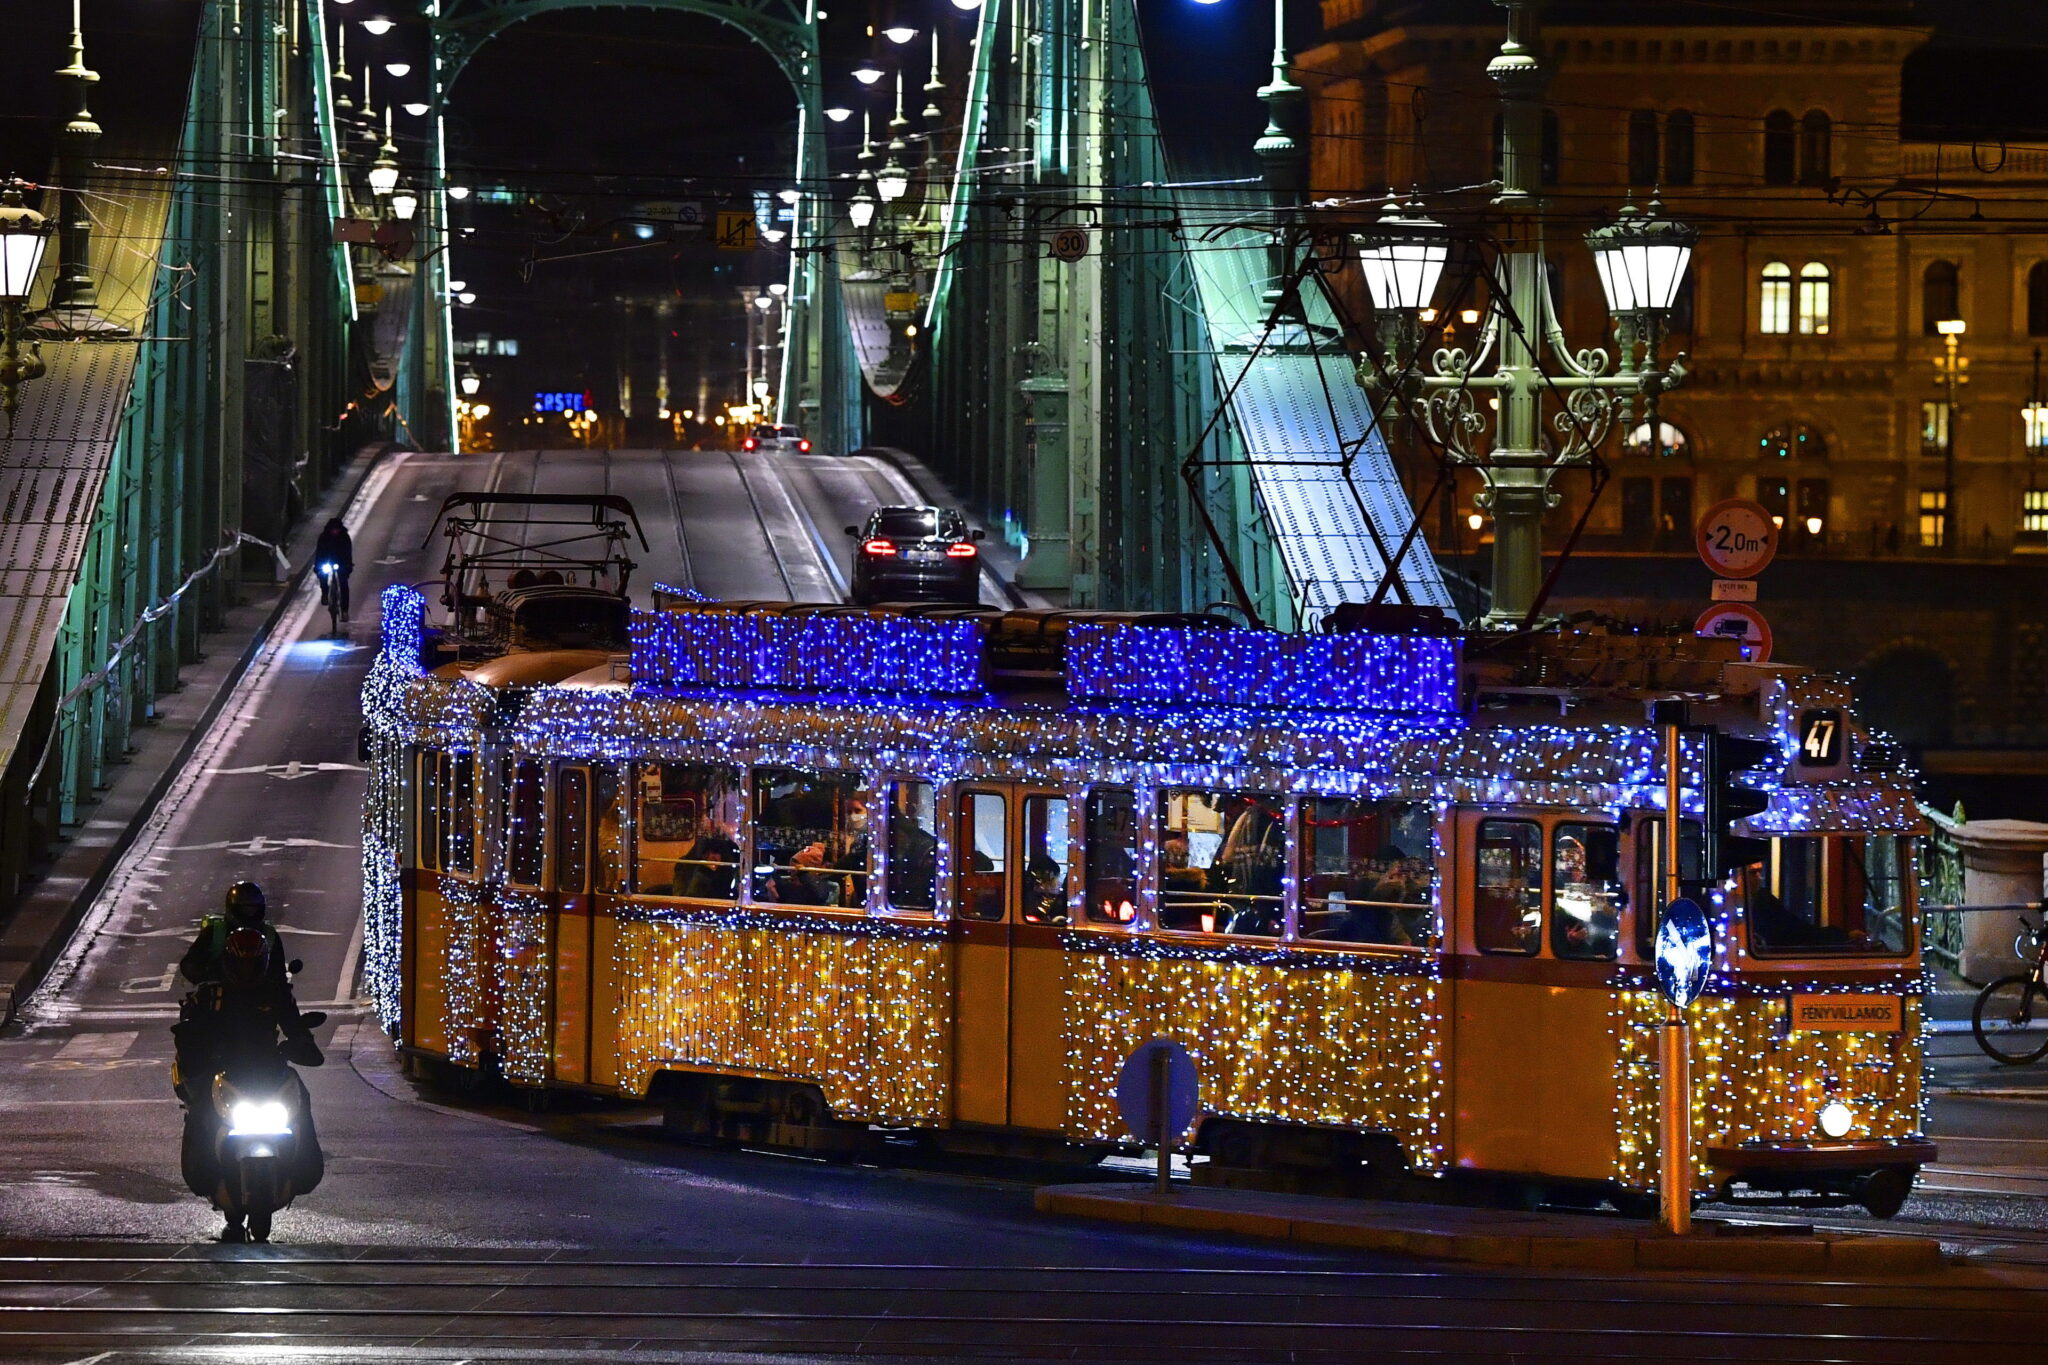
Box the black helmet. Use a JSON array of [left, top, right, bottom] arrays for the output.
[[224, 880, 267, 923], [222, 927, 269, 988]]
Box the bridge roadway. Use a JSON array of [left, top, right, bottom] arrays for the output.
[[0, 447, 2039, 1360]]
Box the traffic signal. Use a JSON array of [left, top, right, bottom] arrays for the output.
[[1701, 728, 1779, 877]]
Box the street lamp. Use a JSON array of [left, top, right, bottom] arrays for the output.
[[853, 64, 883, 86], [824, 106, 852, 123], [361, 17, 395, 36], [848, 183, 877, 229], [0, 182, 53, 430], [1936, 317, 1966, 553], [459, 367, 482, 397], [367, 110, 399, 196], [389, 182, 418, 222], [883, 26, 917, 43], [1352, 1, 1692, 626]]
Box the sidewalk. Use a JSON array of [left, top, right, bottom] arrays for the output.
[[1037, 1183, 1947, 1274], [0, 444, 392, 1025]]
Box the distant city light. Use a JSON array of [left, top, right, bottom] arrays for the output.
[[633, 223, 656, 240], [777, 188, 802, 205]]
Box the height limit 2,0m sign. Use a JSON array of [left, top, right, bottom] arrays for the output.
[[1694, 498, 1778, 578]]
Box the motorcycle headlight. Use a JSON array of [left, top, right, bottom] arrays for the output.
[[228, 1099, 293, 1137]]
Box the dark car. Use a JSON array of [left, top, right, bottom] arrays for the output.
[[846, 505, 984, 606]]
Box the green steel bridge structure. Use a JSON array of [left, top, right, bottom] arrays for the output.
[[0, 0, 1448, 900]]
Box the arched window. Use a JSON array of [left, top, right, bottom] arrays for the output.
[[1627, 109, 1659, 186], [1759, 422, 1828, 461], [1759, 261, 1792, 334], [1923, 260, 1960, 333], [1664, 110, 1696, 186], [1797, 262, 1832, 336], [1624, 421, 1689, 459], [1763, 110, 1796, 185], [2028, 261, 2048, 336], [1799, 110, 1832, 184]]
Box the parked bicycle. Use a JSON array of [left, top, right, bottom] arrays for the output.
[[1972, 912, 2048, 1065]]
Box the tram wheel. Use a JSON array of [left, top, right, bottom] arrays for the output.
[[1856, 1168, 1912, 1220]]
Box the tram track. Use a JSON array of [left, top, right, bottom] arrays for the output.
[[658, 447, 699, 594], [0, 1256, 2029, 1363], [722, 449, 800, 599]]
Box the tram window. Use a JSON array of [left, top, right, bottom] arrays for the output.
[[1298, 798, 1435, 947], [1083, 788, 1140, 925], [956, 790, 1009, 921], [1742, 835, 1909, 956], [884, 780, 938, 913], [1633, 816, 1704, 957], [554, 766, 590, 895], [591, 764, 629, 894], [635, 763, 742, 902], [752, 767, 870, 908], [446, 753, 477, 875], [1157, 789, 1283, 938], [417, 750, 442, 872], [1020, 796, 1071, 924], [504, 759, 547, 888], [1474, 819, 1541, 954], [1551, 822, 1622, 961]]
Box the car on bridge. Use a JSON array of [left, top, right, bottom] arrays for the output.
[[743, 423, 811, 454], [846, 505, 984, 606]]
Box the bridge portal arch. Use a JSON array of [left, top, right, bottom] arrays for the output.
[[412, 0, 857, 454]]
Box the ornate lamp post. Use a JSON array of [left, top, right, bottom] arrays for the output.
[[1353, 0, 1693, 626], [39, 0, 124, 336], [0, 184, 54, 431]]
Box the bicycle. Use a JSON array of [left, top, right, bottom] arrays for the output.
[[1971, 912, 2048, 1065], [315, 561, 342, 636]]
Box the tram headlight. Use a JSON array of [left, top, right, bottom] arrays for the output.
[[1817, 1099, 1854, 1140]]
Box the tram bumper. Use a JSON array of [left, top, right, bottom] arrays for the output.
[[1705, 1138, 1937, 1218]]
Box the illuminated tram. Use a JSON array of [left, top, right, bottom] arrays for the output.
[[361, 524, 1933, 1218]]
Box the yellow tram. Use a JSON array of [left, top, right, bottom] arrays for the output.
[[361, 576, 1934, 1217]]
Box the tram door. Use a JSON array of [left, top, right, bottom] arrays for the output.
[[949, 786, 1073, 1131]]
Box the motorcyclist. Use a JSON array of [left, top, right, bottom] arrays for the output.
[[173, 927, 325, 1241], [313, 517, 354, 622]]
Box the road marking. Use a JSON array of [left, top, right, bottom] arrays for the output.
[[203, 760, 367, 780], [155, 835, 356, 855], [336, 909, 365, 1003], [54, 1032, 136, 1061], [26, 1057, 160, 1071], [119, 964, 177, 995]]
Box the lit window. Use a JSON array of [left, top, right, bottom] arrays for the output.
[[751, 767, 868, 907], [1759, 422, 1826, 460], [638, 763, 743, 902], [1921, 401, 1950, 450], [1796, 262, 1831, 335], [1918, 488, 1947, 547], [1759, 261, 1791, 334], [1297, 797, 1436, 948], [2021, 489, 2048, 543], [1623, 421, 1689, 459], [1158, 788, 1283, 938]]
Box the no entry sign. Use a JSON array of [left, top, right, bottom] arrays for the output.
[[1695, 498, 1778, 578]]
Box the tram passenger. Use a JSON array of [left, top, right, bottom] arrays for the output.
[[1157, 837, 1211, 930], [1022, 852, 1067, 924], [1216, 801, 1283, 937], [670, 819, 741, 900], [1553, 831, 1621, 958], [887, 800, 939, 911], [786, 794, 872, 907]]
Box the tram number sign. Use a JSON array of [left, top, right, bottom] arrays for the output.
[[1654, 897, 1714, 1011], [1049, 227, 1090, 263], [1694, 602, 1772, 662], [1797, 707, 1845, 769], [1116, 1038, 1198, 1144], [1696, 498, 1778, 578]]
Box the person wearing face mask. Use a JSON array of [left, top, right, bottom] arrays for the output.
[[789, 793, 872, 906]]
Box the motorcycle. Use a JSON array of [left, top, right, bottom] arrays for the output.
[[174, 970, 325, 1243]]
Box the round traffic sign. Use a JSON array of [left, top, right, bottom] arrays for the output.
[[1654, 897, 1714, 1010], [1115, 1038, 1199, 1144], [1694, 602, 1772, 661], [1695, 498, 1778, 578], [1049, 227, 1090, 263]]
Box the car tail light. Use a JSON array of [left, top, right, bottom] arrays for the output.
[[742, 437, 757, 451], [797, 439, 811, 452], [863, 539, 897, 556], [946, 542, 977, 558]]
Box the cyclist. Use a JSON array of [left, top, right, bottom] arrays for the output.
[[314, 518, 354, 623]]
